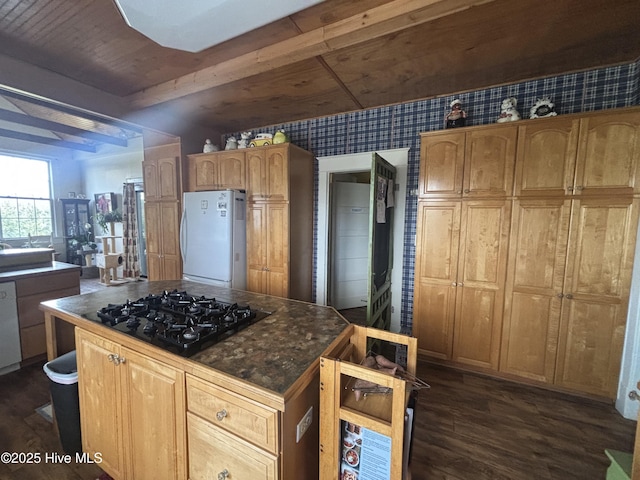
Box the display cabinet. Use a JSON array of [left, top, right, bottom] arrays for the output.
[[61, 198, 91, 265]]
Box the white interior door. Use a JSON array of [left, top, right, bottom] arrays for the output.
[[330, 182, 370, 309]]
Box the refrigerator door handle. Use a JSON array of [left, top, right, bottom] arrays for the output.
[[180, 206, 187, 262]]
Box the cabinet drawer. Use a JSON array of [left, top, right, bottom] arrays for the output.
[[186, 375, 278, 453], [20, 324, 46, 359], [15, 271, 80, 296], [17, 287, 80, 328], [187, 412, 277, 480]]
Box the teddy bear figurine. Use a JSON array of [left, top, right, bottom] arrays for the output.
[[224, 136, 238, 150], [238, 131, 252, 149], [497, 97, 521, 123]]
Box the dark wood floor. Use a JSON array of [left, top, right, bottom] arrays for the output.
[[1, 358, 635, 480], [1, 301, 635, 480]]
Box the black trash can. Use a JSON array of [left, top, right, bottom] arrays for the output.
[[43, 350, 82, 454]]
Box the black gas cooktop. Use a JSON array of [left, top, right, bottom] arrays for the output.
[[83, 289, 271, 357]]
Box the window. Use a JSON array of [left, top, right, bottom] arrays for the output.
[[0, 155, 52, 239]]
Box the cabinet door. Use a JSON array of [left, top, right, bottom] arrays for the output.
[[189, 155, 219, 191], [246, 203, 268, 294], [247, 203, 289, 297], [76, 329, 126, 479], [418, 131, 465, 198], [144, 157, 180, 201], [247, 147, 289, 201], [265, 146, 289, 202], [515, 117, 580, 196], [121, 347, 186, 480], [265, 203, 289, 298], [452, 200, 511, 369], [246, 149, 267, 201], [412, 201, 461, 359], [217, 151, 246, 189], [575, 111, 640, 196], [145, 201, 182, 281], [463, 126, 517, 197], [555, 197, 640, 398], [187, 413, 277, 480], [500, 198, 571, 382]]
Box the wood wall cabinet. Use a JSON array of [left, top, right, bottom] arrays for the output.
[[143, 138, 183, 281], [515, 112, 640, 197], [418, 125, 517, 198], [414, 107, 640, 399], [76, 328, 186, 480], [413, 199, 511, 369], [246, 144, 313, 301], [186, 151, 246, 191]]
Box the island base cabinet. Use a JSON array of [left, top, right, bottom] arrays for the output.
[[187, 412, 277, 480], [76, 328, 186, 480]]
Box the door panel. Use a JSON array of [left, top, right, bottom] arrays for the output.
[[463, 126, 517, 197], [418, 131, 465, 197], [76, 330, 125, 479], [515, 117, 579, 196], [367, 153, 396, 330], [122, 348, 185, 480], [412, 201, 460, 358], [576, 112, 640, 196], [453, 200, 510, 369], [500, 199, 571, 381]]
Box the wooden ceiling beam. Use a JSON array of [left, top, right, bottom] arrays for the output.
[[127, 0, 498, 108], [0, 108, 128, 147], [0, 127, 97, 152]]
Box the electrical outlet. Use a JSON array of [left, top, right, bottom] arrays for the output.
[[296, 406, 313, 443]]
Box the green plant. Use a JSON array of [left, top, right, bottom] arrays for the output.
[[96, 210, 122, 232]]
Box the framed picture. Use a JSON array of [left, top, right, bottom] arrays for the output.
[[95, 192, 116, 214]]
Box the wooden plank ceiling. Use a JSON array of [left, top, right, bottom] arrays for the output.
[[0, 0, 638, 138]]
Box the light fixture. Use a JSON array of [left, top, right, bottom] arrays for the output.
[[114, 0, 325, 53]]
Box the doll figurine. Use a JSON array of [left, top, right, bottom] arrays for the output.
[[497, 97, 521, 123], [445, 99, 467, 128]]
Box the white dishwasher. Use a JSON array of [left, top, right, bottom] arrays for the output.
[[0, 281, 22, 375]]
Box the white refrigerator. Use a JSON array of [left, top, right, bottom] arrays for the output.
[[180, 190, 247, 289]]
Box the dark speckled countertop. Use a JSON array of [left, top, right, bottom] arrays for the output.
[[40, 280, 350, 397]]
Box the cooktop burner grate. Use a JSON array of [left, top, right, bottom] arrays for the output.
[[84, 290, 271, 357]]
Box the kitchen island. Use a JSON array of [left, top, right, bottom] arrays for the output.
[[40, 280, 352, 480]]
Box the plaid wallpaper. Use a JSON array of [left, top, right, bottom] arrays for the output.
[[229, 59, 640, 330]]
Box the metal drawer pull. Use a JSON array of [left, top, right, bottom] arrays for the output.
[[216, 409, 228, 421], [218, 468, 229, 480]]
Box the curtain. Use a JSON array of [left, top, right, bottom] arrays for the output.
[[122, 183, 140, 279]]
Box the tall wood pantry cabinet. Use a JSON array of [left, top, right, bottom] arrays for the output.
[[143, 133, 183, 281], [413, 107, 640, 399], [186, 143, 314, 301]]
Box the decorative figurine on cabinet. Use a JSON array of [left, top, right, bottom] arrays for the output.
[[203, 139, 219, 153], [445, 99, 467, 128], [238, 131, 252, 149], [497, 97, 521, 123], [224, 136, 238, 150], [273, 129, 290, 144], [530, 97, 558, 119]]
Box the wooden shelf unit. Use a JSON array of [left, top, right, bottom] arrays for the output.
[[319, 325, 418, 480]]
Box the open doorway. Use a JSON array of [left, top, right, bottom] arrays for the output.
[[329, 171, 371, 318], [316, 148, 409, 332]]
